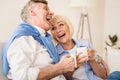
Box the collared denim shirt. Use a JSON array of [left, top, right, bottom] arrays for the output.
[[56, 39, 103, 80]]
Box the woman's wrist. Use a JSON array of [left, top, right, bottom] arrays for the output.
[[88, 56, 95, 61]]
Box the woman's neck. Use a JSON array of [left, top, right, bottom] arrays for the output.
[[61, 39, 75, 50]]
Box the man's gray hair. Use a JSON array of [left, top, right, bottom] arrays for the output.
[[21, 0, 48, 22]]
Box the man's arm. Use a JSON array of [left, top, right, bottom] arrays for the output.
[[37, 55, 75, 80], [7, 36, 75, 80]]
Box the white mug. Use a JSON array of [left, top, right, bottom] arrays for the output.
[[70, 53, 77, 68], [76, 47, 88, 60]]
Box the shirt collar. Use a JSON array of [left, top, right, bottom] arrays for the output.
[[33, 25, 46, 37], [56, 44, 65, 55], [56, 39, 77, 55], [56, 38, 93, 55]]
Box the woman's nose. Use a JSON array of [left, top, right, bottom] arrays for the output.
[[56, 28, 61, 33]]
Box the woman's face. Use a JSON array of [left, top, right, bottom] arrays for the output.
[[51, 20, 70, 44]]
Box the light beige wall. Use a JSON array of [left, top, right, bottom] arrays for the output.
[[48, 0, 105, 53], [87, 0, 105, 53], [0, 0, 28, 42], [104, 0, 120, 70], [104, 0, 120, 47], [0, 0, 105, 53]]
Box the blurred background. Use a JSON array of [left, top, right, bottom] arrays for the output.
[[0, 0, 120, 72]]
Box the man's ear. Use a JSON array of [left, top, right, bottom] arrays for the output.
[[29, 8, 36, 16]]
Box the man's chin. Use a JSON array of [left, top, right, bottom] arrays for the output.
[[45, 26, 51, 31]]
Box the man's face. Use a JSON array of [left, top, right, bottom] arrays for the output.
[[34, 3, 54, 31]]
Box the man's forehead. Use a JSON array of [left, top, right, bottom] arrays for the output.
[[37, 2, 47, 7]]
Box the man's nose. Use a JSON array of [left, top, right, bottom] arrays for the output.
[[49, 10, 54, 16]]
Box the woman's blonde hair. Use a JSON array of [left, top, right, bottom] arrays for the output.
[[50, 14, 74, 42]]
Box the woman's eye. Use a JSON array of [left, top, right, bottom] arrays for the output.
[[51, 27, 55, 30]]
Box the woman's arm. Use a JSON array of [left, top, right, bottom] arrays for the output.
[[88, 49, 108, 79], [65, 71, 74, 80]]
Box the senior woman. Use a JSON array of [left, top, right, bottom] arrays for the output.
[[50, 14, 108, 80]]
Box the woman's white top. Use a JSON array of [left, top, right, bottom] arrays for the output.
[[67, 45, 87, 80]]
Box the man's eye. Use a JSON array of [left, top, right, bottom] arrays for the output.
[[44, 7, 49, 11], [44, 8, 48, 10]]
